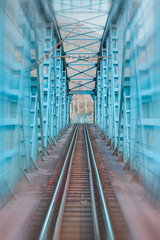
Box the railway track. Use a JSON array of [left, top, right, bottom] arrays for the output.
[[52, 124, 96, 240], [26, 124, 131, 240]]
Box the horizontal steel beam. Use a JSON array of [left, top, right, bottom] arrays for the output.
[[68, 90, 95, 95]]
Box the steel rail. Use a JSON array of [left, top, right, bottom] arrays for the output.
[[85, 124, 115, 240], [38, 124, 79, 240], [84, 124, 101, 240], [52, 124, 101, 240], [52, 124, 79, 240], [39, 123, 115, 240]]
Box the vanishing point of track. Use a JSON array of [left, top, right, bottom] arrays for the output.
[[26, 124, 131, 240]]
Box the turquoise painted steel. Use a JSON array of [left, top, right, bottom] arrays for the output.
[[95, 0, 160, 201], [0, 0, 70, 205], [1, 0, 160, 206]]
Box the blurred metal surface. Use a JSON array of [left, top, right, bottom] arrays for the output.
[[0, 0, 160, 208]]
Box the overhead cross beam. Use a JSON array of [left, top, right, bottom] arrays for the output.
[[69, 80, 95, 92], [68, 90, 95, 95], [54, 0, 109, 13], [68, 65, 95, 79], [52, 0, 111, 96], [65, 40, 100, 53], [68, 80, 93, 90], [65, 40, 97, 53]]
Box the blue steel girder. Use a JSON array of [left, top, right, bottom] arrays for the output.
[[93, 0, 160, 202], [64, 41, 97, 53], [0, 0, 70, 205], [69, 80, 95, 91], [67, 58, 97, 65], [52, 0, 111, 100], [59, 11, 107, 27], [55, 0, 109, 13], [1, 0, 160, 209], [68, 91, 95, 95], [57, 13, 107, 29], [66, 54, 99, 64], [62, 29, 102, 39], [68, 66, 96, 79], [70, 78, 94, 81], [65, 41, 100, 54], [68, 80, 93, 91]]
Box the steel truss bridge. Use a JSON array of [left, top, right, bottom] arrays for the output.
[[0, 0, 160, 207]]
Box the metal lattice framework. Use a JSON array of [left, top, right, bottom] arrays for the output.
[[0, 0, 160, 206], [0, 0, 70, 205], [95, 0, 160, 201], [52, 0, 112, 99]]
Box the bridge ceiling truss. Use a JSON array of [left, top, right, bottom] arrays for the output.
[[51, 0, 112, 99]]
